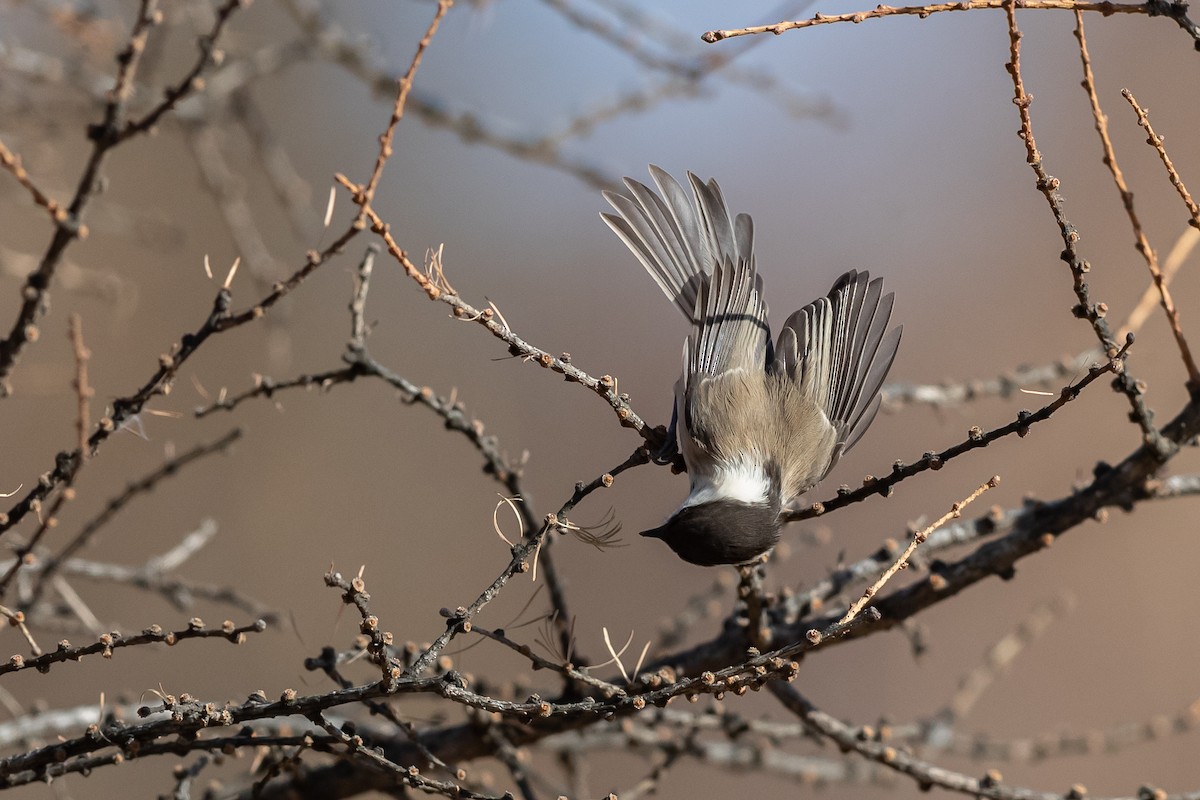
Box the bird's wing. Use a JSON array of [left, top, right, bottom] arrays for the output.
[[773, 270, 902, 462], [601, 166, 757, 322]]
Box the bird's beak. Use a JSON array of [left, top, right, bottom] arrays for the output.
[[639, 525, 667, 540]]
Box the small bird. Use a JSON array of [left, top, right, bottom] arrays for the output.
[[601, 167, 902, 566]]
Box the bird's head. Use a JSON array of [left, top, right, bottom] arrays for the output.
[[640, 499, 781, 567]]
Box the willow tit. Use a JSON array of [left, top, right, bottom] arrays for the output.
[[602, 167, 902, 566]]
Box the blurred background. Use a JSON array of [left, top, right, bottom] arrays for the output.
[[2, 0, 1200, 796]]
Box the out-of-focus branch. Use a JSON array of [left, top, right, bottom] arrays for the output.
[[0, 0, 246, 393], [27, 429, 243, 606], [0, 222, 355, 543], [0, 138, 67, 224], [769, 682, 1062, 800], [881, 352, 1096, 410]]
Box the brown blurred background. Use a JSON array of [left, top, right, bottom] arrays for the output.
[[2, 0, 1200, 797]]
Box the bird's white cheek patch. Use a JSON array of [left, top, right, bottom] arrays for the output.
[[680, 461, 771, 510]]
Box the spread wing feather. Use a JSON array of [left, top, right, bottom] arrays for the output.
[[601, 165, 759, 322], [773, 270, 902, 457]]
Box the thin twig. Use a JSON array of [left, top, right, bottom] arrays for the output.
[[839, 477, 999, 625], [702, 0, 1200, 46], [1001, 0, 1162, 443], [1075, 19, 1200, 387], [0, 618, 266, 677], [0, 138, 67, 224], [788, 340, 1131, 521], [69, 315, 92, 463], [356, 0, 453, 213], [340, 196, 657, 444], [1123, 89, 1200, 227], [0, 605, 42, 656]]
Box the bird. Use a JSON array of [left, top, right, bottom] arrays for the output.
[[601, 166, 902, 567]]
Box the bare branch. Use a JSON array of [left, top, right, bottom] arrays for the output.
[[702, 0, 1200, 47]]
